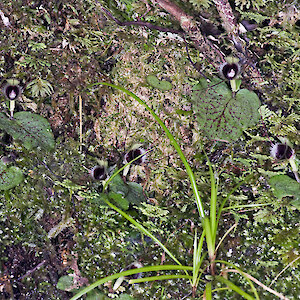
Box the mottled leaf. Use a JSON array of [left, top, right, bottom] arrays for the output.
[[191, 78, 261, 141], [0, 111, 55, 151]]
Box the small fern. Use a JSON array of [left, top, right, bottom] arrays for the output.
[[27, 78, 54, 98]]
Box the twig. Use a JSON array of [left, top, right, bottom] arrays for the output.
[[18, 260, 47, 281], [153, 0, 224, 66], [269, 256, 300, 287]]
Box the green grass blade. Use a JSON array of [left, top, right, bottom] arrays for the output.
[[222, 203, 272, 211], [205, 282, 213, 300], [193, 229, 206, 286], [215, 260, 259, 299], [71, 265, 193, 300], [207, 158, 217, 243], [216, 174, 253, 226], [129, 274, 192, 284], [204, 217, 214, 260]]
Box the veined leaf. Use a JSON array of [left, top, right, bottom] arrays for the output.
[[191, 78, 261, 141]]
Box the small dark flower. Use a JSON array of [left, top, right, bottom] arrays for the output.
[[270, 143, 295, 160], [2, 79, 22, 100], [124, 145, 146, 165], [90, 163, 107, 180], [219, 57, 241, 80]]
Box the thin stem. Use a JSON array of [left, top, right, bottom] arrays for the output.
[[79, 94, 82, 152], [214, 223, 237, 255], [269, 256, 300, 287], [129, 274, 192, 283], [103, 197, 182, 266], [70, 265, 192, 300]]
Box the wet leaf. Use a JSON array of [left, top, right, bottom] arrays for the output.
[[0, 111, 55, 151], [191, 78, 261, 141], [0, 160, 24, 190], [109, 174, 129, 196], [86, 290, 110, 300], [126, 182, 146, 205]]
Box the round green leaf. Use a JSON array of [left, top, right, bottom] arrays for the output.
[[0, 161, 24, 190]]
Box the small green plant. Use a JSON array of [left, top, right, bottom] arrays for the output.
[[269, 175, 300, 209], [69, 83, 287, 299], [27, 78, 54, 98]]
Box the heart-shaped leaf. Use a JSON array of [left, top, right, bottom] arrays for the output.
[[146, 75, 172, 91], [0, 111, 55, 151], [0, 160, 24, 190], [191, 78, 261, 141]]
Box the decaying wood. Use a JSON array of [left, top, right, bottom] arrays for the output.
[[152, 0, 224, 67]]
